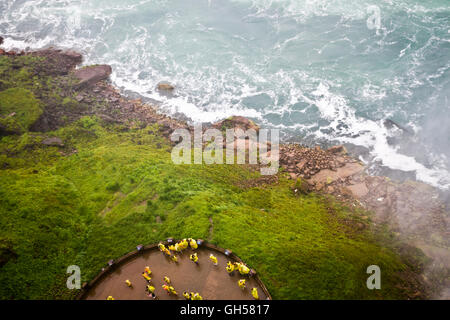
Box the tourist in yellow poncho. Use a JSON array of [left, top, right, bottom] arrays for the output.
[[189, 238, 198, 250], [209, 254, 218, 265], [180, 239, 189, 250], [142, 272, 151, 282], [226, 261, 235, 275], [190, 253, 198, 264], [238, 263, 250, 275], [251, 288, 259, 300], [168, 286, 177, 295], [238, 279, 246, 290], [191, 293, 203, 300], [158, 243, 166, 252], [125, 279, 132, 287], [144, 266, 152, 275]]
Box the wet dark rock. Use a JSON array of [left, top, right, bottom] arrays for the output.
[[28, 113, 51, 133], [384, 119, 413, 136], [327, 145, 347, 155], [29, 49, 83, 76], [157, 82, 175, 91]]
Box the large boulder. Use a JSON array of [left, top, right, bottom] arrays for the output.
[[157, 82, 175, 91], [73, 65, 112, 90], [212, 116, 260, 133]]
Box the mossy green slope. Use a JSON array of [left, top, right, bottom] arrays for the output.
[[0, 116, 417, 299], [0, 52, 423, 300]]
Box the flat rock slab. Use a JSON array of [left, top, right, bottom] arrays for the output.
[[74, 65, 112, 90], [42, 137, 64, 147], [84, 246, 268, 300], [308, 162, 364, 185], [346, 183, 369, 198]]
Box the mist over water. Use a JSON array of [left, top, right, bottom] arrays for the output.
[[1, 0, 450, 189]]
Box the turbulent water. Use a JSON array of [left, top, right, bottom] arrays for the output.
[[1, 0, 450, 189]]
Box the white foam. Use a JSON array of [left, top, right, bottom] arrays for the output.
[[310, 82, 450, 190]]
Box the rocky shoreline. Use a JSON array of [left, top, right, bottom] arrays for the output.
[[0, 42, 448, 299]]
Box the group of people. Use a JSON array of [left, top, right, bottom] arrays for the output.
[[161, 276, 177, 296], [120, 267, 177, 299], [140, 266, 157, 299], [236, 279, 259, 299], [106, 238, 261, 300], [159, 275, 204, 300], [157, 238, 201, 263], [183, 291, 203, 300], [226, 261, 250, 276], [159, 238, 198, 255], [226, 262, 259, 300]]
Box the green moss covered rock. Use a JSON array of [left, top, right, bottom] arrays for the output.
[[292, 177, 312, 195], [0, 88, 43, 134]]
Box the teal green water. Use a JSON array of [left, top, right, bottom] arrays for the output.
[[1, 0, 449, 188]]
